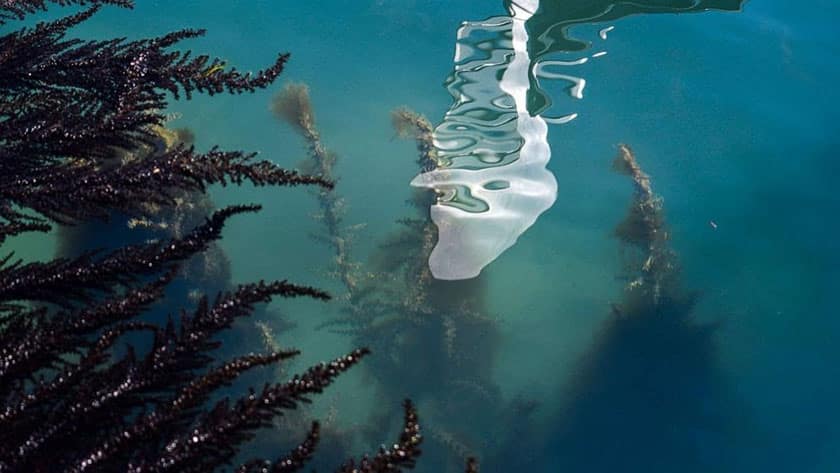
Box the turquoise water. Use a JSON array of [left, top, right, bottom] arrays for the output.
[[7, 1, 839, 471]]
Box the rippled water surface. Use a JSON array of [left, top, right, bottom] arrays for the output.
[[8, 0, 839, 471]]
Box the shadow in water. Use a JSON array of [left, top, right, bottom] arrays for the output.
[[546, 297, 742, 472], [538, 145, 776, 472]]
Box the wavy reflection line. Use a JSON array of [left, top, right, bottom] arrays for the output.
[[410, 0, 559, 280]]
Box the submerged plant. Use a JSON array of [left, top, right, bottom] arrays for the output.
[[272, 85, 515, 471], [542, 145, 742, 473], [272, 83, 363, 296], [0, 0, 131, 23], [0, 3, 424, 472], [612, 143, 677, 307]]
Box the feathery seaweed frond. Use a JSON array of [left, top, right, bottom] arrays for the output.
[[0, 3, 420, 472], [0, 0, 133, 24], [235, 421, 321, 473], [0, 205, 258, 307], [338, 399, 423, 473]]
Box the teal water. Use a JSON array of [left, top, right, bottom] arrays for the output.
[[6, 1, 839, 471]]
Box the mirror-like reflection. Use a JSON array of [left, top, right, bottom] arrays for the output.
[[411, 0, 745, 282], [521, 0, 745, 113], [410, 1, 561, 281]]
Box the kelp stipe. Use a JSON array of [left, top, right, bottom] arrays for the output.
[[0, 4, 424, 472], [611, 144, 678, 307]]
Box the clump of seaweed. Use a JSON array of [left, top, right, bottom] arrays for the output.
[[272, 83, 363, 296], [541, 144, 740, 473], [612, 143, 677, 307], [0, 0, 133, 23], [1, 4, 424, 472], [0, 5, 327, 241], [391, 107, 440, 172], [384, 108, 440, 306], [274, 94, 522, 471], [376, 108, 522, 472], [337, 399, 422, 472]]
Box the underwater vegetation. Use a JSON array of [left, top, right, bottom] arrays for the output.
[[0, 0, 767, 471], [273, 83, 539, 472], [0, 3, 426, 472], [540, 145, 747, 473], [0, 0, 131, 22], [273, 75, 751, 472]]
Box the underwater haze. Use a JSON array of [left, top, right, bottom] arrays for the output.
[[7, 0, 839, 471]]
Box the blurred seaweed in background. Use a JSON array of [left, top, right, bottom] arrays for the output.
[[539, 145, 752, 473], [274, 83, 533, 472], [273, 81, 751, 472]]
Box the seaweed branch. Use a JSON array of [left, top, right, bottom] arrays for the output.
[[612, 144, 677, 306], [235, 421, 321, 473], [0, 205, 259, 308], [0, 5, 421, 472], [541, 143, 730, 472], [338, 399, 423, 473], [0, 1, 133, 24], [272, 83, 363, 296], [391, 107, 440, 173], [279, 93, 504, 471], [387, 107, 440, 309]]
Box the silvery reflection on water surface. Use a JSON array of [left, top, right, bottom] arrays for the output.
[[410, 0, 588, 280]]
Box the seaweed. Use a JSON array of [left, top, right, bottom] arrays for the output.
[[0, 4, 423, 472], [274, 91, 528, 471], [272, 83, 364, 296], [368, 108, 539, 472], [612, 144, 678, 307], [391, 107, 440, 173], [541, 145, 743, 473], [336, 399, 422, 473], [0, 0, 133, 24]]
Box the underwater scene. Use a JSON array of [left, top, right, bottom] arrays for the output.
[[1, 0, 838, 471]]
